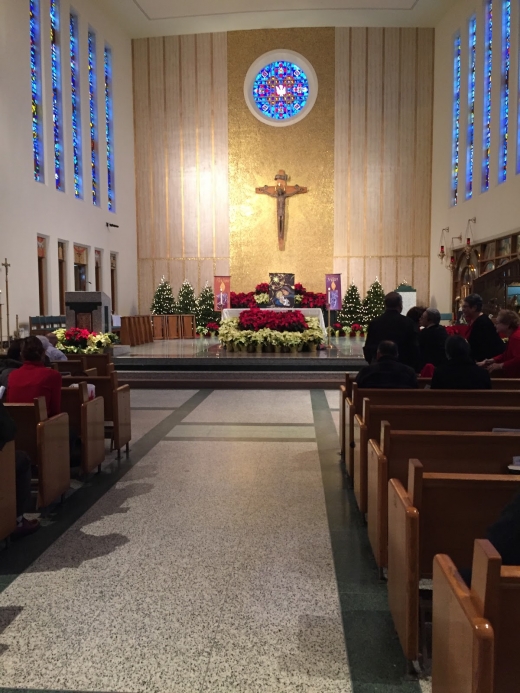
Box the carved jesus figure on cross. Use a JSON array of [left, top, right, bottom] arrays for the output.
[[255, 170, 308, 248]]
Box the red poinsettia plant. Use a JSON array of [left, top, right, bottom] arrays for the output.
[[446, 324, 469, 338], [206, 322, 220, 333], [255, 283, 269, 294], [230, 291, 256, 308], [238, 308, 308, 333], [62, 327, 92, 349]]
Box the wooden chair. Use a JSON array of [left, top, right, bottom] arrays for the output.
[[368, 425, 520, 571], [433, 539, 520, 693], [353, 402, 520, 514], [61, 382, 105, 474], [0, 441, 16, 541], [62, 372, 131, 459], [4, 398, 70, 508], [387, 460, 520, 667]]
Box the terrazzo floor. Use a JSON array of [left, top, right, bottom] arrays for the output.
[[0, 389, 431, 693]]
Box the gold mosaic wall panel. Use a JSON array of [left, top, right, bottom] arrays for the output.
[[228, 29, 335, 293]]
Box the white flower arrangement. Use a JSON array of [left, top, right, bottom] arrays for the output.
[[254, 293, 270, 306], [218, 317, 324, 351]]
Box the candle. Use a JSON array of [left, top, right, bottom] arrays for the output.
[[440, 245, 445, 253], [466, 238, 471, 245]]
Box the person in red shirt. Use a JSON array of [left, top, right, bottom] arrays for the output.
[[7, 336, 62, 416], [478, 309, 520, 377]]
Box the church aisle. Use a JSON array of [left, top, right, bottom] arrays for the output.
[[0, 390, 429, 693]]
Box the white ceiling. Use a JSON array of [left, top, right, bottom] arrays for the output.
[[100, 0, 451, 38]]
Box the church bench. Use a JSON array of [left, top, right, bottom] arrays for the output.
[[51, 359, 98, 377], [82, 352, 114, 377], [433, 540, 520, 693], [0, 441, 16, 542], [61, 382, 105, 475], [353, 402, 520, 514], [343, 384, 520, 483], [368, 425, 520, 571], [4, 398, 70, 508], [387, 460, 520, 668], [61, 372, 131, 459]]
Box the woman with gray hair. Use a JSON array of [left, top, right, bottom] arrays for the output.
[[418, 307, 448, 370]]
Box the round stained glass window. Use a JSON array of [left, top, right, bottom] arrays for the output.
[[244, 50, 318, 127], [253, 61, 309, 121]]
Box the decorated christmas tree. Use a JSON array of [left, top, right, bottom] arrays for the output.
[[177, 279, 197, 315], [337, 283, 364, 326], [363, 279, 386, 323], [196, 282, 219, 328], [150, 276, 177, 315]]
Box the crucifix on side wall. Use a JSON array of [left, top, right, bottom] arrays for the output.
[[255, 170, 308, 249]]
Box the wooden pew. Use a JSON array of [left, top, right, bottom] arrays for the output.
[[387, 460, 520, 667], [82, 352, 113, 376], [344, 384, 520, 483], [0, 441, 16, 541], [368, 426, 520, 571], [61, 382, 105, 474], [354, 402, 520, 514], [4, 398, 70, 508], [51, 359, 97, 377], [61, 372, 131, 459], [433, 539, 520, 693]]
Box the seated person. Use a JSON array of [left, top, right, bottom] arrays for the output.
[[431, 335, 491, 390], [356, 340, 418, 389], [418, 308, 448, 369], [6, 336, 62, 416], [0, 339, 24, 390], [38, 333, 67, 362], [0, 401, 39, 537], [477, 309, 520, 377]]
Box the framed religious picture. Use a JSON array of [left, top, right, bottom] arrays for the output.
[[497, 237, 511, 257], [483, 242, 496, 260], [269, 273, 295, 307]]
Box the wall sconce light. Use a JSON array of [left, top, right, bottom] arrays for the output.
[[464, 217, 476, 258], [438, 227, 449, 262]]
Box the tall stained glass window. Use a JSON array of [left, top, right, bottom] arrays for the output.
[[88, 29, 99, 206], [466, 15, 477, 199], [50, 0, 64, 190], [482, 0, 493, 192], [70, 12, 82, 198], [452, 32, 462, 206], [104, 45, 115, 212], [30, 0, 44, 182], [499, 0, 511, 182]]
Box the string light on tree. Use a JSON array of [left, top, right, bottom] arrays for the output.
[[196, 282, 219, 329], [337, 283, 364, 327], [177, 279, 197, 315], [363, 278, 386, 323], [150, 276, 177, 315]]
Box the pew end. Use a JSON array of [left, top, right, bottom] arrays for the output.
[[37, 412, 70, 508], [0, 441, 17, 542]]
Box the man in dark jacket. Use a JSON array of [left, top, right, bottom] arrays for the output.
[[463, 293, 505, 362], [418, 308, 448, 369], [431, 335, 491, 390], [0, 402, 39, 538], [363, 292, 419, 368], [356, 341, 418, 389]]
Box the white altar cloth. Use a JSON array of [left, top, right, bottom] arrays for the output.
[[221, 307, 327, 338]]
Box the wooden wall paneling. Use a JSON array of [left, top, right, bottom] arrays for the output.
[[138, 260, 154, 315], [365, 257, 381, 290], [349, 29, 367, 257], [414, 29, 434, 257], [214, 258, 230, 276], [366, 28, 384, 255], [397, 29, 417, 257], [153, 260, 170, 290], [149, 38, 167, 260], [381, 29, 400, 257], [133, 40, 152, 260], [334, 28, 349, 261], [200, 258, 215, 290], [164, 36, 183, 259], [397, 256, 414, 289], [180, 35, 198, 259], [197, 34, 214, 259], [213, 33, 229, 261], [413, 256, 430, 306], [348, 257, 365, 296], [333, 257, 349, 284], [184, 260, 200, 295], [381, 257, 397, 293], [168, 259, 185, 294]]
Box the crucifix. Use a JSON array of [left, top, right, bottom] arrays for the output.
[[2, 258, 10, 346], [255, 170, 308, 248]]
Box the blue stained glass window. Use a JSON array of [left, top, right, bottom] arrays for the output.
[[70, 12, 82, 199], [466, 15, 477, 199], [104, 45, 115, 212], [482, 0, 493, 192], [252, 61, 309, 121], [499, 0, 511, 183], [452, 32, 462, 206], [50, 0, 64, 190], [30, 0, 44, 183], [88, 29, 99, 206]]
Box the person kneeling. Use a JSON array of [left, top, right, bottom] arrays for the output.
[[355, 341, 418, 389]]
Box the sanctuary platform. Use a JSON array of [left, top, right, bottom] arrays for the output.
[[114, 337, 366, 389]]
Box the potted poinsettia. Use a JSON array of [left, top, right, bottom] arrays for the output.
[[206, 322, 220, 338]]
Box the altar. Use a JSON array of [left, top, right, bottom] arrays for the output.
[[221, 307, 328, 338]]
